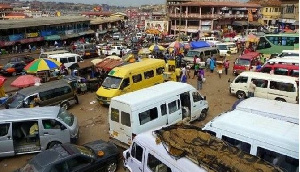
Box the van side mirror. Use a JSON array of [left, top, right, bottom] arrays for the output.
[[126, 151, 130, 159], [60, 125, 67, 130]]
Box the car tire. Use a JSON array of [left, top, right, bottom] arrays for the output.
[[61, 102, 70, 110], [48, 141, 61, 149], [236, 91, 246, 99], [199, 109, 208, 121], [106, 159, 117, 172], [275, 98, 286, 102]]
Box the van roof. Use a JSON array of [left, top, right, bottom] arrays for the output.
[[112, 82, 194, 111], [240, 52, 260, 59], [205, 110, 299, 158], [135, 129, 205, 172], [48, 53, 79, 58], [0, 106, 60, 122], [108, 59, 165, 78], [41, 50, 69, 55], [267, 57, 299, 64], [281, 50, 299, 54], [235, 97, 299, 124], [239, 71, 297, 83], [18, 80, 70, 96]]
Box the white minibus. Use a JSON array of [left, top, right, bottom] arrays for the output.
[[266, 57, 299, 65], [230, 71, 298, 103], [123, 130, 206, 172], [233, 97, 299, 124], [48, 53, 83, 68], [109, 81, 209, 146], [202, 110, 299, 172]]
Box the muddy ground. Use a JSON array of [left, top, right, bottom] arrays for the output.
[[0, 54, 239, 172]]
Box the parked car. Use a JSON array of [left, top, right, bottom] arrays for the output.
[[0, 62, 26, 76], [9, 55, 35, 64], [16, 140, 120, 172]]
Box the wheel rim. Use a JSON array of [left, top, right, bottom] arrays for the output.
[[62, 103, 68, 110], [199, 110, 207, 121], [237, 92, 244, 99], [107, 162, 117, 172]]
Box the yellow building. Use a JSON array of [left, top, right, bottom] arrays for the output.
[[280, 0, 299, 25], [259, 6, 281, 26]]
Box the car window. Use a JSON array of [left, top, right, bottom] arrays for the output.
[[60, 58, 68, 64], [234, 76, 248, 83], [131, 142, 144, 162], [0, 123, 10, 137], [192, 92, 202, 102], [139, 107, 158, 125], [147, 153, 171, 172], [168, 100, 179, 114], [251, 79, 268, 88], [121, 111, 131, 127]]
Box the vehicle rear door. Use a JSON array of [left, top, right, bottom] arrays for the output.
[[0, 122, 14, 157], [109, 103, 132, 145]]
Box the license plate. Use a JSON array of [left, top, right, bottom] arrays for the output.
[[113, 131, 118, 137], [86, 53, 90, 55]]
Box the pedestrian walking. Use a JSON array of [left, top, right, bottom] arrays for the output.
[[248, 80, 256, 98], [197, 68, 204, 90], [180, 65, 187, 83], [209, 57, 215, 73], [206, 57, 211, 71], [28, 44, 32, 53], [224, 59, 229, 75]]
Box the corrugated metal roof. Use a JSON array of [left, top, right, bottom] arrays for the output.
[[0, 16, 90, 30], [90, 16, 122, 25]]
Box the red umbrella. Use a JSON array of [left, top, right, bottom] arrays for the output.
[[0, 76, 6, 87], [11, 75, 41, 88]]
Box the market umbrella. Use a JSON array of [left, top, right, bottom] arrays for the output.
[[25, 58, 61, 73], [138, 48, 151, 55], [0, 76, 6, 87], [106, 55, 121, 60], [149, 44, 165, 51], [91, 59, 104, 65], [168, 41, 184, 49], [11, 75, 41, 88]]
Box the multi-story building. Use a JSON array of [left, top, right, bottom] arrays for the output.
[[0, 3, 13, 20], [167, 1, 260, 34], [280, 0, 299, 27], [258, 1, 282, 26]]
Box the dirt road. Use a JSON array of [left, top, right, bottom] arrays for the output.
[[0, 54, 239, 171]]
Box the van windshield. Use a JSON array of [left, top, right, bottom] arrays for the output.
[[216, 45, 228, 50], [186, 51, 200, 58], [227, 44, 236, 48], [58, 108, 74, 126], [8, 93, 25, 108], [102, 76, 122, 89], [236, 59, 250, 66]]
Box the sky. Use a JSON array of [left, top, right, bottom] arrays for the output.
[[35, 0, 166, 6]]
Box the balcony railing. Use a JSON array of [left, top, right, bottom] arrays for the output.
[[169, 13, 248, 19]]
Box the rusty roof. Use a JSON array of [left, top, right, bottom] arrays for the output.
[[172, 1, 261, 8], [0, 3, 12, 9]]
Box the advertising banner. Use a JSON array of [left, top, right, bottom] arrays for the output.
[[145, 20, 168, 33]]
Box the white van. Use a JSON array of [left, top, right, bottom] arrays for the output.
[[229, 71, 298, 103], [215, 42, 237, 56], [0, 106, 79, 158], [48, 53, 83, 68], [39, 50, 69, 58], [266, 57, 299, 65], [123, 130, 206, 172], [233, 97, 299, 124], [109, 81, 208, 146], [245, 29, 258, 35], [184, 47, 220, 65], [202, 110, 299, 172]]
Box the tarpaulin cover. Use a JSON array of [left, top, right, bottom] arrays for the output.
[[190, 41, 210, 49], [96, 58, 123, 71], [154, 125, 283, 172]]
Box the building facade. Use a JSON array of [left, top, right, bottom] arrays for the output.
[[259, 6, 282, 26], [167, 1, 260, 34], [280, 0, 299, 26]]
